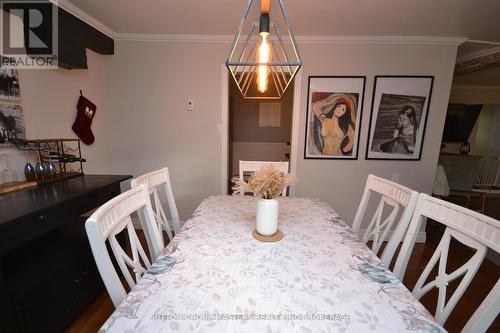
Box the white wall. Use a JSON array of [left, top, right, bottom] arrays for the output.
[[452, 66, 500, 87], [1, 50, 112, 184], [17, 50, 113, 174], [450, 67, 500, 114], [471, 105, 500, 157], [294, 43, 457, 221], [11, 40, 458, 223], [105, 41, 227, 219], [104, 41, 456, 221], [449, 86, 500, 105]]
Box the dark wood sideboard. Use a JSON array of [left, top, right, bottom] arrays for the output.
[[0, 175, 131, 333]]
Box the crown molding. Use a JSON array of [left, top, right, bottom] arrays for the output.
[[296, 35, 466, 45], [114, 33, 233, 43], [456, 45, 500, 64], [455, 45, 500, 75], [115, 33, 466, 45], [467, 39, 500, 46], [51, 0, 115, 38]]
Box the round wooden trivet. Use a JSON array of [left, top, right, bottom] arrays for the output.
[[252, 229, 284, 243]]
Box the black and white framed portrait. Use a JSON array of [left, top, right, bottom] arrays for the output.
[[0, 69, 24, 144], [0, 69, 21, 100], [305, 76, 366, 159], [0, 104, 25, 143], [366, 76, 434, 160]]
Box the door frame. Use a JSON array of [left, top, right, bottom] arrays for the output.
[[220, 64, 303, 195]]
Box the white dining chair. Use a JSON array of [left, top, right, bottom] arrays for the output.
[[131, 167, 180, 258], [238, 160, 289, 196], [352, 174, 418, 269], [85, 184, 163, 308], [393, 193, 500, 332]]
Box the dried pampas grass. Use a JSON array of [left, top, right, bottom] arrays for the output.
[[232, 165, 296, 199]]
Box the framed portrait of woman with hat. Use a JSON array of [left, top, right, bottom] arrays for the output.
[[366, 75, 434, 161], [304, 76, 366, 160]]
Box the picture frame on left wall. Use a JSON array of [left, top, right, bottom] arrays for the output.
[[366, 75, 434, 161], [304, 76, 366, 160], [0, 69, 20, 100], [0, 104, 26, 143], [0, 69, 25, 144]]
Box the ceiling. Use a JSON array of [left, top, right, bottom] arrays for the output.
[[67, 0, 500, 42]]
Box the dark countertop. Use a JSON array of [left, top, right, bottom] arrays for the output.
[[0, 174, 131, 226]]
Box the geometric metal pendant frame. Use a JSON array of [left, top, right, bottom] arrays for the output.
[[226, 0, 302, 99]]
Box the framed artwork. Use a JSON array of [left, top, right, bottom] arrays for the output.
[[0, 69, 24, 144], [0, 69, 21, 100], [0, 104, 26, 143], [304, 76, 366, 159], [366, 75, 434, 160]]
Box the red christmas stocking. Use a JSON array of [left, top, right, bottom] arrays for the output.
[[72, 95, 96, 145]]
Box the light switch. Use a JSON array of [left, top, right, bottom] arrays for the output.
[[187, 99, 194, 111]]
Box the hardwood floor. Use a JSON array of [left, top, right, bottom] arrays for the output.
[[66, 225, 499, 333], [66, 292, 114, 333], [399, 221, 499, 333]]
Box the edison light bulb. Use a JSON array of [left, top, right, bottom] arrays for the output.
[[257, 33, 270, 93]]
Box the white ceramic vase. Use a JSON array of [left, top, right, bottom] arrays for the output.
[[256, 198, 278, 236]]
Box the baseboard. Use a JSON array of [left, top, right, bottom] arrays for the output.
[[357, 229, 427, 243]]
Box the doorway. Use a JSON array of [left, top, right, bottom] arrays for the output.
[[434, 42, 500, 219], [221, 66, 302, 195]]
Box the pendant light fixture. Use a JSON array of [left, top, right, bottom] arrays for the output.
[[226, 0, 302, 99]]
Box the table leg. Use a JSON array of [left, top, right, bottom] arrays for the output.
[[480, 193, 486, 213]]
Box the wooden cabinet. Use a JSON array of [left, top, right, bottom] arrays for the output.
[[0, 175, 131, 333], [258, 102, 281, 127]]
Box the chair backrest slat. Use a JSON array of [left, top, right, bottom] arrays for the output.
[[362, 196, 400, 255], [85, 185, 161, 308], [238, 160, 289, 196], [394, 193, 500, 331], [352, 174, 418, 268], [131, 167, 180, 258]]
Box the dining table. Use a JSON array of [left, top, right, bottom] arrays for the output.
[[100, 195, 446, 333]]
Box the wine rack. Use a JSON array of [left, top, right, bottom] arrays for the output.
[[12, 138, 86, 184]]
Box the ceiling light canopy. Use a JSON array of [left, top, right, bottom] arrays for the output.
[[226, 0, 302, 99]]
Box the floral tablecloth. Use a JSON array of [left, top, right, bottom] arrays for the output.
[[101, 195, 445, 333]]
